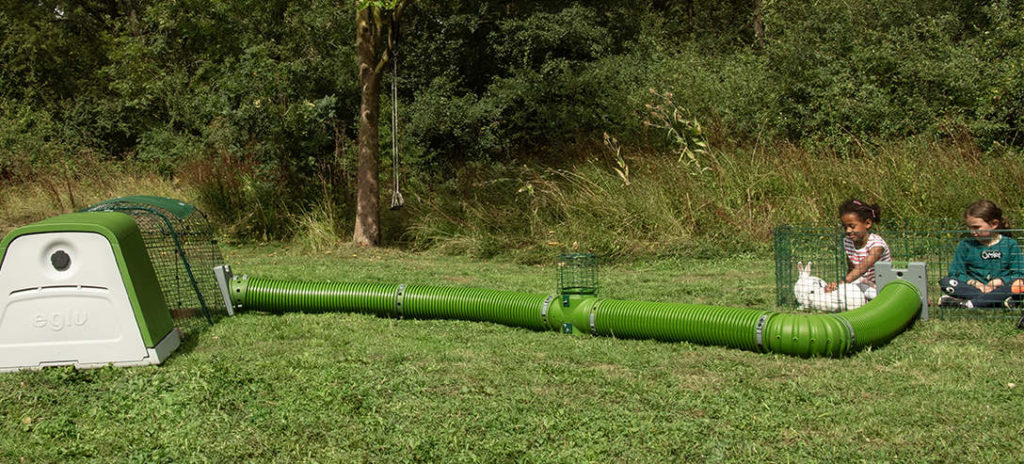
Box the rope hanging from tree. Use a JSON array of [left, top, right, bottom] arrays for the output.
[[389, 19, 404, 211]]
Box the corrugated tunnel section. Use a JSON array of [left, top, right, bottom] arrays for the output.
[[230, 276, 921, 358]]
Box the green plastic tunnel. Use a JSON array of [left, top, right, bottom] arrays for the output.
[[228, 276, 921, 358]]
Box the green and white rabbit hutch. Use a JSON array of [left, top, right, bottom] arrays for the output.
[[0, 196, 227, 372]]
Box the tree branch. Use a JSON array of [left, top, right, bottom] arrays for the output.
[[374, 49, 390, 74], [394, 0, 410, 21]]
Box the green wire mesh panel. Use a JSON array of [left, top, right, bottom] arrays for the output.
[[557, 253, 597, 295], [774, 224, 849, 307], [84, 196, 227, 333], [774, 219, 1024, 321]]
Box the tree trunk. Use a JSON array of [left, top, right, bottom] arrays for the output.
[[753, 0, 765, 50], [354, 6, 383, 246]]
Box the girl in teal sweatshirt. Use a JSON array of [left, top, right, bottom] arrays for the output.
[[939, 200, 1024, 308]]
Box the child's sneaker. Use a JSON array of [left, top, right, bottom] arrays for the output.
[[939, 295, 968, 308]]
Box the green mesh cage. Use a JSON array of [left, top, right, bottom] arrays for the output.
[[774, 219, 1024, 321], [83, 196, 226, 332], [557, 253, 597, 295]]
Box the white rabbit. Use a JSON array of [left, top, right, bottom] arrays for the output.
[[793, 261, 867, 312]]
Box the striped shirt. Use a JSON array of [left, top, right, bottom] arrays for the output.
[[843, 233, 891, 287]]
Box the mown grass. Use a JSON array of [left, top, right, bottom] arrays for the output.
[[2, 246, 1022, 462]]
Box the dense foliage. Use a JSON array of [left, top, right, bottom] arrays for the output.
[[2, 0, 1023, 244]]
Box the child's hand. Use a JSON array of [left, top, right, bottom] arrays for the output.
[[978, 279, 1005, 293], [824, 282, 838, 293]]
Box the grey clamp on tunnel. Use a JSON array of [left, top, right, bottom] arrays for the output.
[[876, 262, 928, 321], [214, 265, 235, 316]]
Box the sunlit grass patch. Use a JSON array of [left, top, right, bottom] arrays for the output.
[[4, 247, 1020, 462]]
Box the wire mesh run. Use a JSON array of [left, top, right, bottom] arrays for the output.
[[775, 219, 1024, 321], [557, 253, 598, 295], [83, 196, 227, 333]]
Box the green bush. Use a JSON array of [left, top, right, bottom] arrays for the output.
[[100, 0, 360, 238], [4, 0, 1024, 245]]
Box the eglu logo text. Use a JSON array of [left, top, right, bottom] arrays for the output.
[[33, 310, 88, 331]]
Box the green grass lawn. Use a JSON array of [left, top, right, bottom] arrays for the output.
[[2, 245, 1023, 462]]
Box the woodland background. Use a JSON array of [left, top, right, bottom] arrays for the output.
[[3, 0, 1024, 260]]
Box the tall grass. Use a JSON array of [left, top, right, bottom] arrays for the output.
[[407, 139, 1024, 261], [0, 161, 187, 238], [3, 139, 1021, 261], [291, 200, 352, 253]]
